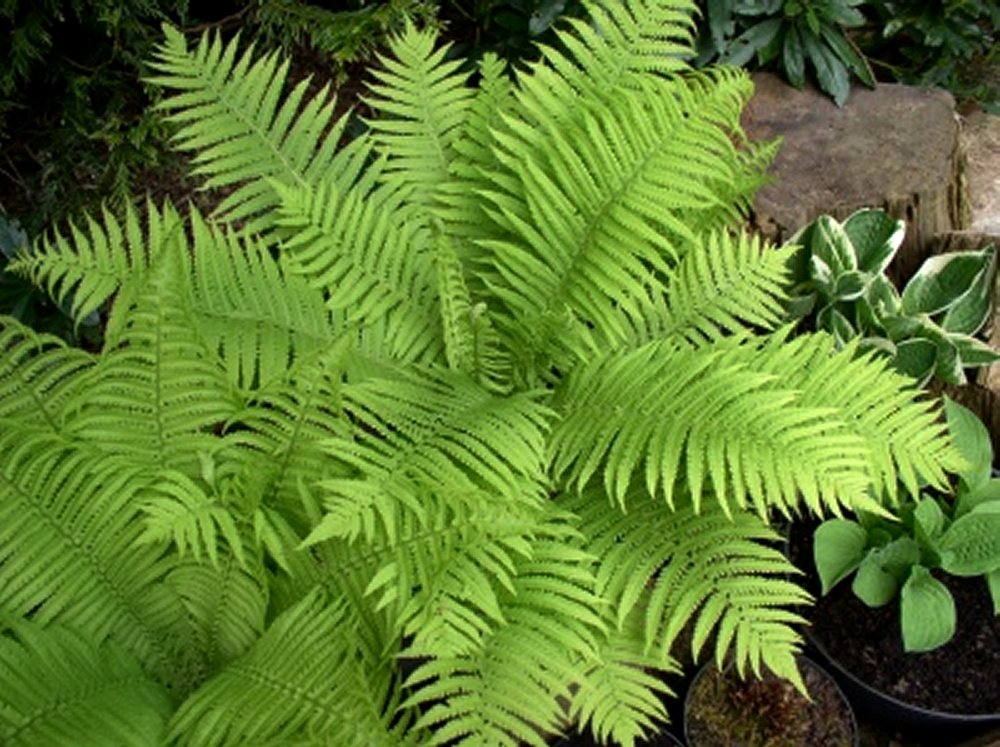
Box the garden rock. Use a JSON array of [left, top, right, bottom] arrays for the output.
[[742, 73, 968, 284]]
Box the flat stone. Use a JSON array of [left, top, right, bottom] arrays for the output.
[[742, 73, 968, 282], [963, 110, 1000, 235]]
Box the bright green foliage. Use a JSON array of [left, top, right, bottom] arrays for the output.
[[788, 208, 1000, 386], [814, 397, 1000, 653], [0, 2, 963, 744]]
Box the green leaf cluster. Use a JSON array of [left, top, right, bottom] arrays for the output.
[[0, 1, 963, 744], [694, 0, 875, 106], [814, 397, 1000, 653], [788, 208, 1000, 386]]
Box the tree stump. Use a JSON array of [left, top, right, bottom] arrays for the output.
[[742, 73, 971, 285]]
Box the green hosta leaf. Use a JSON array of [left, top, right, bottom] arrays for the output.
[[988, 569, 1000, 615], [940, 245, 997, 335], [866, 275, 901, 318], [900, 565, 955, 652], [892, 337, 936, 383], [933, 335, 964, 385], [852, 551, 899, 607], [812, 215, 857, 277], [851, 537, 920, 607], [944, 396, 993, 488], [816, 304, 854, 345], [842, 209, 903, 274], [956, 478, 1000, 518], [939, 504, 1000, 576], [814, 519, 868, 594], [808, 255, 836, 297], [901, 251, 993, 317], [801, 28, 850, 106], [913, 497, 946, 543], [833, 270, 866, 301], [952, 334, 1000, 367]]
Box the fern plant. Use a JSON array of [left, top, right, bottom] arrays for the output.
[[0, 2, 963, 745]]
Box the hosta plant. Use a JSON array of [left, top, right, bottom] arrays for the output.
[[814, 397, 1000, 652], [787, 208, 1000, 385], [0, 2, 962, 745]]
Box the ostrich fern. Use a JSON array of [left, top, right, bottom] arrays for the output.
[[0, 1, 962, 745]]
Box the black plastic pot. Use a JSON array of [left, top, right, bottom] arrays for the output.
[[683, 654, 858, 747], [805, 632, 1000, 745]]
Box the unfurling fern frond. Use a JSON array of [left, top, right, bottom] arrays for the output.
[[0, 620, 171, 747]]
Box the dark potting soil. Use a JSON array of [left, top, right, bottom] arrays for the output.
[[684, 656, 856, 747], [788, 522, 1000, 716]]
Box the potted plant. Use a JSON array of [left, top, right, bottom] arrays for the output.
[[791, 397, 1000, 740], [0, 1, 963, 744], [683, 655, 858, 747]]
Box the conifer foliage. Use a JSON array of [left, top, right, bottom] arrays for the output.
[[0, 1, 961, 744]]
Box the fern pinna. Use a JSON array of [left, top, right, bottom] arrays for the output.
[[0, 1, 961, 745]]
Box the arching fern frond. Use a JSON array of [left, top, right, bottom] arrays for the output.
[[8, 200, 183, 331], [365, 21, 474, 210], [168, 590, 379, 746], [567, 610, 678, 747], [68, 253, 241, 471], [0, 317, 93, 435], [481, 71, 762, 362], [403, 536, 603, 747], [305, 366, 552, 545], [728, 331, 963, 502], [0, 620, 171, 747], [655, 231, 793, 345], [550, 338, 876, 518], [569, 488, 810, 690], [273, 178, 444, 364], [0, 427, 182, 678], [185, 210, 335, 392], [148, 24, 369, 231]]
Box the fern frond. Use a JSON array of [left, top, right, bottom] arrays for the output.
[[167, 555, 268, 675], [434, 227, 511, 391], [0, 427, 182, 677], [366, 21, 474, 210], [0, 620, 171, 747], [571, 488, 810, 690], [0, 317, 93, 434], [656, 231, 793, 345], [168, 590, 374, 746], [8, 200, 183, 330], [68, 252, 241, 470], [403, 537, 603, 747], [306, 366, 551, 545], [273, 177, 444, 364], [186, 211, 336, 392], [732, 331, 964, 501], [550, 339, 875, 517], [481, 71, 762, 362], [148, 24, 368, 230], [568, 611, 678, 747]]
